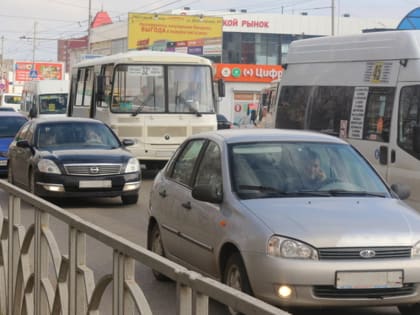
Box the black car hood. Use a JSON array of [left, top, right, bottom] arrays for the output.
[[40, 148, 132, 164]]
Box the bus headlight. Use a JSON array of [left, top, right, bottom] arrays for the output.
[[124, 158, 140, 173], [412, 241, 420, 257]]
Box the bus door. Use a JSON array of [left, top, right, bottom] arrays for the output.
[[384, 83, 420, 209]]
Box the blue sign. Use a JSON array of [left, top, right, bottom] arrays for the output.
[[29, 70, 38, 78]]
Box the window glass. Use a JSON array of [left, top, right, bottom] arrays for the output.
[[100, 64, 114, 107], [276, 86, 312, 129], [170, 139, 206, 186], [168, 66, 215, 114], [15, 123, 30, 142], [230, 141, 389, 199], [195, 141, 222, 189], [398, 85, 420, 158], [112, 64, 165, 114], [84, 67, 94, 107], [39, 94, 68, 114], [75, 68, 85, 106], [308, 86, 354, 136], [0, 117, 27, 137], [362, 87, 395, 142]]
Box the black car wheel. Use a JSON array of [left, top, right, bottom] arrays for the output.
[[223, 252, 253, 315], [121, 194, 138, 205], [148, 224, 169, 281], [7, 163, 14, 184], [29, 171, 36, 194], [398, 304, 420, 315]]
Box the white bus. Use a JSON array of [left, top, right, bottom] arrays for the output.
[[21, 80, 69, 118], [68, 50, 224, 169], [274, 30, 420, 210]]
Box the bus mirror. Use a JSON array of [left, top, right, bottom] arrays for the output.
[[217, 79, 225, 98], [96, 75, 105, 102], [29, 106, 37, 119], [413, 126, 420, 153]]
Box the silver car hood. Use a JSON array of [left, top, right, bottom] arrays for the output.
[[241, 197, 420, 247]]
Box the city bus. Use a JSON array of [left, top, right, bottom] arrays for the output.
[[274, 30, 420, 210], [68, 50, 224, 169]]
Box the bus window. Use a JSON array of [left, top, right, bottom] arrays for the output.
[[112, 64, 165, 113], [168, 66, 214, 113], [363, 87, 394, 142], [399, 85, 420, 158]]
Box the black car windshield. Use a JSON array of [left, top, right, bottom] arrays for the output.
[[230, 142, 390, 199], [0, 116, 27, 137], [36, 122, 120, 149]]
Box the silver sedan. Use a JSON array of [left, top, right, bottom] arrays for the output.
[[147, 128, 420, 315]]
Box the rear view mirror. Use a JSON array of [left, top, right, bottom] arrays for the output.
[[217, 79, 225, 98], [391, 183, 410, 200], [192, 184, 223, 204], [122, 139, 135, 147]]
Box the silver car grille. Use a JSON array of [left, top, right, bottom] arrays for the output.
[[313, 284, 416, 299], [64, 164, 122, 176], [318, 247, 412, 260]]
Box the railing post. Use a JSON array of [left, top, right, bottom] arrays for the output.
[[123, 257, 134, 315], [7, 195, 21, 315], [176, 282, 192, 315], [34, 209, 50, 315], [113, 250, 123, 315], [193, 291, 209, 315]]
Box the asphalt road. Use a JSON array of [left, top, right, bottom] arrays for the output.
[[0, 171, 404, 315]]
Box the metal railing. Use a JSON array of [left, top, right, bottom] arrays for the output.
[[0, 179, 289, 315]]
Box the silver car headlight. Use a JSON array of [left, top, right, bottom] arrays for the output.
[[267, 236, 318, 260], [412, 241, 420, 257], [124, 158, 140, 173], [38, 159, 61, 174]]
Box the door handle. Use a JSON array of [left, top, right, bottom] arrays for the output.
[[182, 201, 192, 210], [159, 190, 167, 198]]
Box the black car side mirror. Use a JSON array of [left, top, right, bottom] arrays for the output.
[[192, 184, 223, 204], [16, 140, 31, 149], [391, 183, 411, 200], [122, 139, 135, 147]]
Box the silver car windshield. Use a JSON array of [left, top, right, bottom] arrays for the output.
[[230, 142, 390, 199]]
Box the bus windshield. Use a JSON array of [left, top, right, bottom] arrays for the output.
[[39, 94, 68, 114], [111, 64, 215, 114]]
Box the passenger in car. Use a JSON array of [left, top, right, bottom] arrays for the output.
[[303, 149, 327, 188]]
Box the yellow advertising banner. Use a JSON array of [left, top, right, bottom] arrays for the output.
[[128, 13, 223, 56]]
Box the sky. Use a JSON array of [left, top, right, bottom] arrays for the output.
[[1, 0, 420, 61]]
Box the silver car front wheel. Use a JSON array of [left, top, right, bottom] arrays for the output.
[[223, 252, 253, 315], [149, 224, 169, 281]]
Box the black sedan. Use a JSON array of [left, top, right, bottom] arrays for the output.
[[7, 117, 141, 205], [216, 114, 232, 129]]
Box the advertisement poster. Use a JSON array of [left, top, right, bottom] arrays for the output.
[[128, 13, 223, 57], [15, 61, 64, 82], [233, 92, 261, 128]]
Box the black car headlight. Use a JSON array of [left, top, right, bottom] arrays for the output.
[[38, 159, 61, 174], [124, 158, 140, 174]]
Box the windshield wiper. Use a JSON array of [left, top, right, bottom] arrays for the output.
[[238, 185, 289, 196], [131, 104, 144, 116], [322, 190, 387, 197]]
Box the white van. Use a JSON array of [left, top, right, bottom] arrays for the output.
[[0, 93, 22, 111], [21, 80, 69, 118], [274, 30, 420, 210]]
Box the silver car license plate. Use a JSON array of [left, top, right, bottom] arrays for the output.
[[79, 180, 112, 188], [336, 270, 403, 289]]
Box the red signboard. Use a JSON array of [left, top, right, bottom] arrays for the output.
[[15, 61, 64, 82], [214, 63, 283, 83]]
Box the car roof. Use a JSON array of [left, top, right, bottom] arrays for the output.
[[190, 128, 349, 145], [29, 116, 105, 125], [0, 111, 27, 118]]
